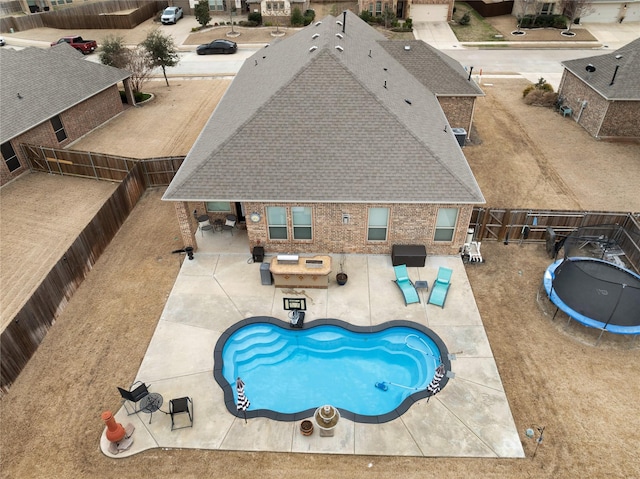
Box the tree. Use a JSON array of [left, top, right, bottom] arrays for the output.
[[140, 29, 180, 87], [194, 0, 211, 28], [381, 6, 396, 29], [99, 35, 129, 69], [557, 0, 594, 31], [126, 46, 154, 93], [98, 37, 153, 94]]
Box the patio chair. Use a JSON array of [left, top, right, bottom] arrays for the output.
[[222, 214, 237, 235], [198, 218, 213, 236], [117, 381, 151, 415], [393, 264, 420, 306], [169, 396, 193, 430], [428, 267, 453, 308]]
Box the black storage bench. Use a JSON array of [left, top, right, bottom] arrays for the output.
[[392, 244, 427, 267]]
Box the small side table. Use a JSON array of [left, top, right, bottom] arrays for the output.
[[213, 219, 224, 232], [139, 392, 163, 424], [414, 280, 429, 291]]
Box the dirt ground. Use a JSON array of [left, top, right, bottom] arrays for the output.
[[2, 64, 640, 479]]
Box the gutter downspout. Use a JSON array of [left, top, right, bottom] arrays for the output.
[[595, 101, 610, 138]]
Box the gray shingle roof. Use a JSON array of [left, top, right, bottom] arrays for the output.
[[561, 38, 640, 101], [0, 45, 130, 143], [163, 12, 484, 204], [379, 40, 484, 97]]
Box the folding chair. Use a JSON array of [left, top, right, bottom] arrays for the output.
[[169, 396, 194, 430], [117, 381, 151, 415]]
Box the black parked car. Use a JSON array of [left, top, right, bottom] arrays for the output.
[[196, 39, 238, 55]]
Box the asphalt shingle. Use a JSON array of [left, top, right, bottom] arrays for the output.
[[0, 44, 130, 144], [163, 12, 484, 204], [561, 38, 640, 100]]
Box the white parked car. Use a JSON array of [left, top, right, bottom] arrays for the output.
[[161, 6, 183, 24], [0, 36, 5, 47]]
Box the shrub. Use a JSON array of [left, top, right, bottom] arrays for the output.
[[519, 14, 567, 29], [291, 6, 304, 26], [239, 20, 259, 27], [522, 84, 535, 98], [404, 18, 412, 30], [248, 11, 262, 24], [359, 10, 373, 23], [303, 9, 315, 26], [524, 90, 558, 107], [459, 12, 471, 25]]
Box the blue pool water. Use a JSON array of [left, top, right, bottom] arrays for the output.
[[219, 321, 445, 417]]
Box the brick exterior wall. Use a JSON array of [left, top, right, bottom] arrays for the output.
[[177, 201, 474, 255], [599, 100, 640, 140], [0, 85, 124, 186], [437, 96, 475, 135], [559, 70, 640, 140]]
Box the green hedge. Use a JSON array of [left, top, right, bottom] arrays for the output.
[[519, 14, 567, 29]]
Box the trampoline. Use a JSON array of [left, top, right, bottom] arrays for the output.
[[544, 258, 640, 337], [543, 224, 640, 339]]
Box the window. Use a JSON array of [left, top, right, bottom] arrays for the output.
[[375, 1, 382, 15], [540, 3, 553, 14], [209, 0, 224, 11], [368, 3, 373, 13], [206, 201, 231, 213], [1, 142, 21, 172], [292, 207, 312, 240], [267, 206, 288, 240], [368, 207, 389, 241], [51, 115, 67, 142], [434, 208, 458, 242]]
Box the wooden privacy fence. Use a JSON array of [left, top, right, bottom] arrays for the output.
[[22, 143, 184, 187], [0, 0, 165, 33], [469, 208, 640, 273], [0, 163, 146, 393], [1, 145, 182, 393]]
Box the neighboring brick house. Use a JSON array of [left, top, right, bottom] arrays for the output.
[[164, 12, 484, 256], [499, 0, 640, 22], [558, 38, 640, 141], [0, 45, 133, 186], [246, 0, 310, 21], [379, 40, 483, 136], [357, 0, 453, 22]]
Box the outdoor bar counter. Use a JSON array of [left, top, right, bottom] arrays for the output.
[[269, 255, 332, 289]]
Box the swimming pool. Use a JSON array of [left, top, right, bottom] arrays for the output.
[[213, 317, 451, 423]]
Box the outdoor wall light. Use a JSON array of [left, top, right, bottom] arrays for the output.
[[342, 214, 350, 225]]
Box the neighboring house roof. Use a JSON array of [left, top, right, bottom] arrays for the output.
[[163, 12, 484, 205], [561, 38, 640, 101], [0, 44, 130, 144], [379, 40, 484, 97]]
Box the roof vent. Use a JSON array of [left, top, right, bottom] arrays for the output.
[[312, 33, 319, 39], [336, 33, 343, 39], [336, 20, 343, 26], [335, 45, 344, 52], [404, 45, 411, 51], [404, 99, 412, 105], [315, 21, 322, 26], [309, 46, 318, 52]]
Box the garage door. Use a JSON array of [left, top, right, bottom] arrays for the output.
[[411, 4, 449, 22], [581, 4, 621, 23]]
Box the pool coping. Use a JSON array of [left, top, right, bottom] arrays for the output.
[[213, 317, 452, 424]]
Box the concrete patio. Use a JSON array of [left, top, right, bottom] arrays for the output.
[[101, 228, 525, 458]]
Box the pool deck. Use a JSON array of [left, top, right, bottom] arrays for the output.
[[101, 230, 525, 458]]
